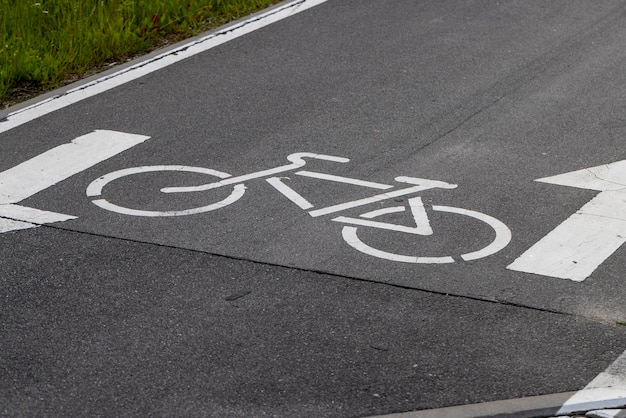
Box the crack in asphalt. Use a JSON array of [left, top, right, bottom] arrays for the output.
[[21, 220, 606, 325]]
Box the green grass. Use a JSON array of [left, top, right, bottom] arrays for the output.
[[0, 0, 277, 105]]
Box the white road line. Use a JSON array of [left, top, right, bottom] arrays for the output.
[[0, 204, 76, 224], [507, 160, 626, 281], [0, 218, 38, 234], [507, 200, 626, 281], [556, 349, 626, 415], [0, 130, 149, 233], [0, 0, 330, 136], [0, 130, 149, 204]]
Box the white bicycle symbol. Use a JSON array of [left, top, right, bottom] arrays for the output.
[[86, 152, 511, 263]]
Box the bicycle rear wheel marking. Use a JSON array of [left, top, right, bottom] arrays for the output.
[[87, 165, 246, 217]]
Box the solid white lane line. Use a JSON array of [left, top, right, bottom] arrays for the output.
[[0, 218, 37, 234], [0, 0, 330, 135], [0, 130, 149, 204], [0, 204, 76, 224], [0, 130, 149, 233]]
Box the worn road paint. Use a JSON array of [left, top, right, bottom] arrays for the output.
[[556, 349, 626, 415], [0, 0, 330, 136], [507, 160, 626, 281], [0, 130, 149, 233]]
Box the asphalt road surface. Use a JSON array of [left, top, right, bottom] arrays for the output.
[[1, 1, 626, 416]]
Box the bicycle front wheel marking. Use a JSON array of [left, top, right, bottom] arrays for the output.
[[87, 165, 246, 217], [341, 205, 511, 263]]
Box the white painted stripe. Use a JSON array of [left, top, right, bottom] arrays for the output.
[[0, 130, 149, 204], [295, 171, 392, 190], [0, 218, 37, 234], [557, 350, 626, 415], [0, 204, 76, 224], [586, 409, 625, 418], [0, 0, 330, 135], [507, 191, 626, 281], [536, 159, 626, 192], [266, 177, 314, 210]]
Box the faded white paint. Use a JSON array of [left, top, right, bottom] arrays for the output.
[[557, 349, 626, 415]]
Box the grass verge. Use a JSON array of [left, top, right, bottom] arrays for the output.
[[0, 0, 278, 108]]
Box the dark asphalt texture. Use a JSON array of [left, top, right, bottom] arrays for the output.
[[2, 0, 626, 416]]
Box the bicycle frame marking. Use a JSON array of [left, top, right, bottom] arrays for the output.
[[306, 177, 457, 218], [266, 177, 314, 210], [160, 153, 350, 194], [333, 197, 433, 235]]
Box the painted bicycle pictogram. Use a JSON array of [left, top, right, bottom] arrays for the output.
[[86, 152, 512, 263]]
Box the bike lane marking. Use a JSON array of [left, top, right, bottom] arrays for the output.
[[0, 130, 149, 233], [0, 0, 330, 136]]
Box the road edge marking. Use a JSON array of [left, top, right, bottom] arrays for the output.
[[0, 0, 330, 135], [365, 391, 578, 418]]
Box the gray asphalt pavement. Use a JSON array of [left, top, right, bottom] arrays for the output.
[[2, 0, 626, 416]]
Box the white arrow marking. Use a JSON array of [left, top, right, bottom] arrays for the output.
[[507, 160, 626, 281], [0, 130, 149, 233]]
